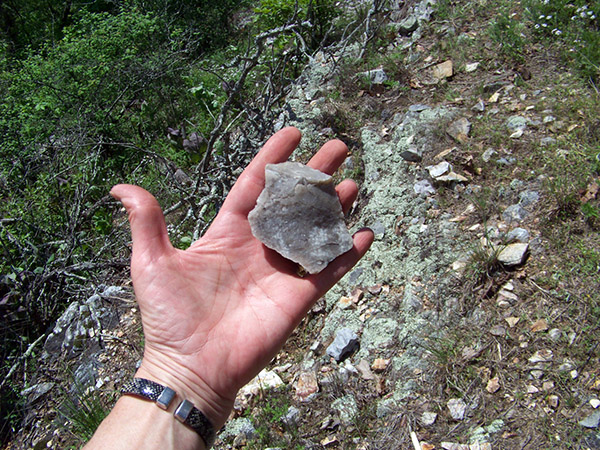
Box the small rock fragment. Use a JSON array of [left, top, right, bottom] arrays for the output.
[[486, 376, 501, 393], [421, 411, 438, 426], [326, 328, 359, 362], [548, 395, 560, 409], [400, 146, 423, 162], [503, 204, 529, 223], [580, 410, 600, 429], [506, 227, 530, 243], [371, 358, 390, 372], [490, 325, 506, 337], [548, 328, 562, 341], [447, 398, 467, 420], [590, 399, 600, 409], [432, 60, 454, 80], [531, 319, 549, 333], [472, 100, 485, 113], [527, 385, 540, 394], [321, 435, 339, 447], [294, 371, 319, 401], [359, 68, 388, 84], [427, 161, 451, 178], [498, 243, 529, 266], [447, 117, 471, 143], [356, 359, 376, 380], [414, 179, 436, 195], [505, 317, 520, 328], [529, 349, 553, 363], [465, 62, 480, 73], [248, 162, 353, 274]]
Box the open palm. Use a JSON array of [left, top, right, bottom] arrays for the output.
[[110, 127, 373, 428]]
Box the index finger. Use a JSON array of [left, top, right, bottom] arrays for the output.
[[221, 127, 302, 216]]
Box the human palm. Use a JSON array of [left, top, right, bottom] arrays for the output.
[[110, 127, 373, 428]]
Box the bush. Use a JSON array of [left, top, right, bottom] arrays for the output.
[[526, 0, 600, 82]]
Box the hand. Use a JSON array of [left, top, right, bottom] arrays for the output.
[[110, 127, 373, 429]]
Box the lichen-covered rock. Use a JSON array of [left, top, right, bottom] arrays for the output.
[[248, 162, 353, 274]]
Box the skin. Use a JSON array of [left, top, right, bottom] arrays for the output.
[[84, 127, 373, 449]]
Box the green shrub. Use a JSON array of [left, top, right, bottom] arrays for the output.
[[526, 0, 600, 82]]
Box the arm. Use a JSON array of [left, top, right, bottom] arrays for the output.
[[84, 127, 373, 449]]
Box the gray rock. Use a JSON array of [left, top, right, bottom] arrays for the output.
[[397, 16, 419, 35], [498, 243, 529, 266], [248, 162, 353, 274], [326, 328, 359, 362], [482, 148, 497, 162], [408, 104, 431, 112], [446, 117, 471, 142], [447, 398, 467, 420], [420, 411, 437, 426], [540, 137, 557, 146], [73, 355, 102, 391], [414, 179, 436, 196], [399, 146, 423, 162], [580, 410, 600, 429], [519, 190, 540, 207], [549, 328, 562, 341], [507, 115, 528, 132], [358, 68, 388, 84], [221, 417, 257, 440], [427, 161, 451, 178], [371, 220, 385, 238], [503, 204, 529, 223], [332, 395, 358, 425], [20, 382, 54, 403], [282, 406, 300, 428], [472, 100, 485, 113], [506, 227, 530, 243], [182, 132, 206, 152]]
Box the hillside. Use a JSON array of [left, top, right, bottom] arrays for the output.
[[2, 0, 600, 448]]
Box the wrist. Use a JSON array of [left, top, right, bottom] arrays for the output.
[[135, 352, 235, 430]]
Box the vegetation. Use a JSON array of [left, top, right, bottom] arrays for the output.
[[0, 0, 340, 443]]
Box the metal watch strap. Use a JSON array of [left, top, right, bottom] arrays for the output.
[[174, 399, 216, 448], [121, 377, 216, 448]]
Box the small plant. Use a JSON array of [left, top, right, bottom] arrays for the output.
[[468, 187, 501, 224], [582, 201, 600, 227], [423, 336, 460, 366], [489, 10, 526, 62], [465, 238, 504, 287], [526, 0, 600, 82], [59, 385, 111, 444]]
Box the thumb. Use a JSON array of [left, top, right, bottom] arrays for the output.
[[111, 184, 173, 262]]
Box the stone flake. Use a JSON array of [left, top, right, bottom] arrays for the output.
[[248, 162, 353, 274]]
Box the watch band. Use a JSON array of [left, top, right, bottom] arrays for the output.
[[121, 377, 216, 448], [121, 377, 176, 409]]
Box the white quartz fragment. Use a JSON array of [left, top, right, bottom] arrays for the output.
[[248, 162, 354, 274]]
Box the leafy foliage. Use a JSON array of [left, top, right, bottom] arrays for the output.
[[526, 0, 600, 82]]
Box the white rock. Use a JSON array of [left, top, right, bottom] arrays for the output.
[[465, 62, 480, 73], [447, 398, 467, 420], [427, 161, 451, 178], [498, 243, 529, 266], [528, 349, 553, 363], [420, 411, 438, 426]]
